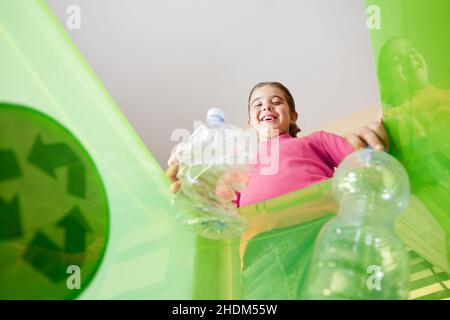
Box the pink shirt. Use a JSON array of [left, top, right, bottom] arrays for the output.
[[238, 131, 354, 207]]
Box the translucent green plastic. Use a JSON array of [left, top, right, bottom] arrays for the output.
[[0, 0, 195, 299], [365, 0, 450, 276]]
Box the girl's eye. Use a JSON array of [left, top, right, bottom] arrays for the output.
[[273, 101, 281, 105], [253, 104, 262, 108]]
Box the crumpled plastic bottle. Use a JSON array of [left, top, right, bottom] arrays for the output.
[[171, 108, 251, 240], [302, 149, 411, 299]]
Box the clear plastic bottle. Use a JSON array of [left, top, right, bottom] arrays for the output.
[[172, 108, 251, 240], [302, 149, 411, 299]]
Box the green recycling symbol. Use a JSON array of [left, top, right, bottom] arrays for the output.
[[0, 103, 109, 299]]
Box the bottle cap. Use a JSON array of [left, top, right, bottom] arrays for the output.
[[206, 108, 225, 122]]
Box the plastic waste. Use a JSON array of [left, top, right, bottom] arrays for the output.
[[171, 108, 251, 239], [302, 149, 411, 299]]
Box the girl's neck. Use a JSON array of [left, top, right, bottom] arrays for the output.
[[258, 132, 291, 142]]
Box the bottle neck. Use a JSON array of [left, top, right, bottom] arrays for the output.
[[338, 197, 395, 228], [206, 116, 224, 127]]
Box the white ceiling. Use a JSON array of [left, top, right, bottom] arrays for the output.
[[47, 0, 381, 166]]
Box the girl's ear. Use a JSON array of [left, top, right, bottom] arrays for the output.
[[290, 111, 298, 123]]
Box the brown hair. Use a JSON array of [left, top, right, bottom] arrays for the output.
[[247, 81, 301, 137]]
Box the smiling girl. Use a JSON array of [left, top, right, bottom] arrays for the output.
[[167, 81, 389, 207]]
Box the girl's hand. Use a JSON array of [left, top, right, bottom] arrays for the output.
[[215, 168, 251, 202], [345, 120, 390, 152], [165, 162, 182, 193]]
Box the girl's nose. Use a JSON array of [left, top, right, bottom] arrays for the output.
[[262, 104, 273, 111]]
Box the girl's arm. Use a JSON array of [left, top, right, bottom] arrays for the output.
[[344, 120, 389, 152], [318, 120, 390, 168]]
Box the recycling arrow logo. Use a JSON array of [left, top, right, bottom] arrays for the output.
[[0, 103, 109, 299], [24, 206, 93, 283], [0, 150, 23, 241], [28, 135, 86, 198]]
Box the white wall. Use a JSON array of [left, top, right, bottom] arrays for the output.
[[47, 0, 381, 166]]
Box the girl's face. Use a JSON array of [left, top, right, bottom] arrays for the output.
[[386, 38, 428, 95], [248, 85, 298, 140]]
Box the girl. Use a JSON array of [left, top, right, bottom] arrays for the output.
[[167, 81, 389, 206]]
